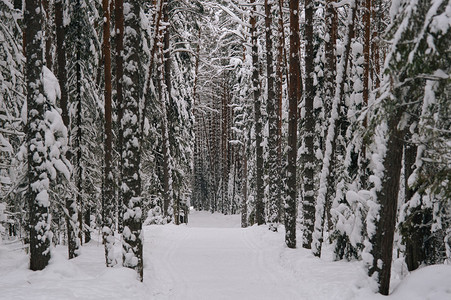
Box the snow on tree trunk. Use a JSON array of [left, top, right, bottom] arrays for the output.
[[265, 0, 279, 231], [301, 0, 316, 248], [285, 0, 301, 249], [250, 0, 265, 226], [121, 0, 143, 281], [26, 0, 70, 270], [102, 0, 116, 267], [55, 0, 80, 260]]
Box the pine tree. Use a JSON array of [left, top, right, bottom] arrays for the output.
[[26, 0, 70, 270], [250, 0, 265, 225], [55, 0, 80, 259], [285, 0, 301, 249], [121, 0, 144, 281], [102, 0, 115, 267], [364, 0, 451, 294], [265, 0, 280, 231]]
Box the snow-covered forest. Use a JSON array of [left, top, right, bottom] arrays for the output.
[[0, 0, 450, 298]]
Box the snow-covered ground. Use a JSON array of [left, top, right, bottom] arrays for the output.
[[0, 210, 450, 300]]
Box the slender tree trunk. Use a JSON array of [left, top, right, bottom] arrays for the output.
[[302, 0, 316, 248], [115, 0, 124, 232], [241, 147, 248, 228], [363, 0, 371, 110], [75, 48, 85, 244], [250, 0, 265, 225], [122, 0, 143, 281], [286, 0, 301, 249], [102, 0, 115, 267], [162, 1, 174, 221], [25, 0, 51, 271], [221, 78, 229, 214], [42, 0, 53, 70], [371, 0, 381, 89], [55, 0, 79, 259], [276, 0, 286, 223], [265, 0, 279, 231], [403, 141, 422, 271]]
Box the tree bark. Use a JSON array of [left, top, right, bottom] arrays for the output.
[[286, 0, 301, 248], [115, 0, 124, 232], [55, 0, 79, 259], [250, 0, 265, 226], [369, 106, 405, 295], [265, 0, 279, 231], [25, 0, 51, 271], [302, 0, 316, 248], [121, 0, 143, 281], [102, 0, 115, 267]]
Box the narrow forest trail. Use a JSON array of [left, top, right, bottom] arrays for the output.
[[145, 226, 302, 299], [144, 210, 347, 300]]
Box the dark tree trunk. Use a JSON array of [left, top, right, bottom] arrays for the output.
[[221, 78, 229, 215], [302, 0, 316, 248], [102, 0, 115, 267], [363, 0, 371, 109], [115, 0, 124, 233], [241, 148, 248, 228], [55, 0, 79, 259], [250, 0, 265, 225], [286, 0, 301, 249], [25, 0, 51, 271], [42, 0, 53, 70], [403, 142, 423, 271], [161, 0, 173, 221], [265, 0, 279, 231], [369, 107, 405, 295]]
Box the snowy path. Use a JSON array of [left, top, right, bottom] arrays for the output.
[[146, 225, 302, 299], [1, 210, 450, 300]]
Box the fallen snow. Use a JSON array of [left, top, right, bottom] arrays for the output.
[[0, 211, 450, 299]]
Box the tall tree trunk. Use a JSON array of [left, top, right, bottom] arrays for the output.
[[286, 0, 301, 249], [25, 0, 51, 271], [162, 0, 174, 221], [241, 149, 248, 227], [115, 0, 124, 232], [275, 0, 287, 223], [368, 107, 405, 295], [265, 0, 279, 231], [302, 0, 316, 248], [122, 0, 143, 281], [363, 0, 371, 110], [55, 0, 79, 259], [250, 0, 265, 225], [75, 47, 85, 245], [221, 78, 229, 214], [102, 0, 115, 267], [42, 0, 53, 70]]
